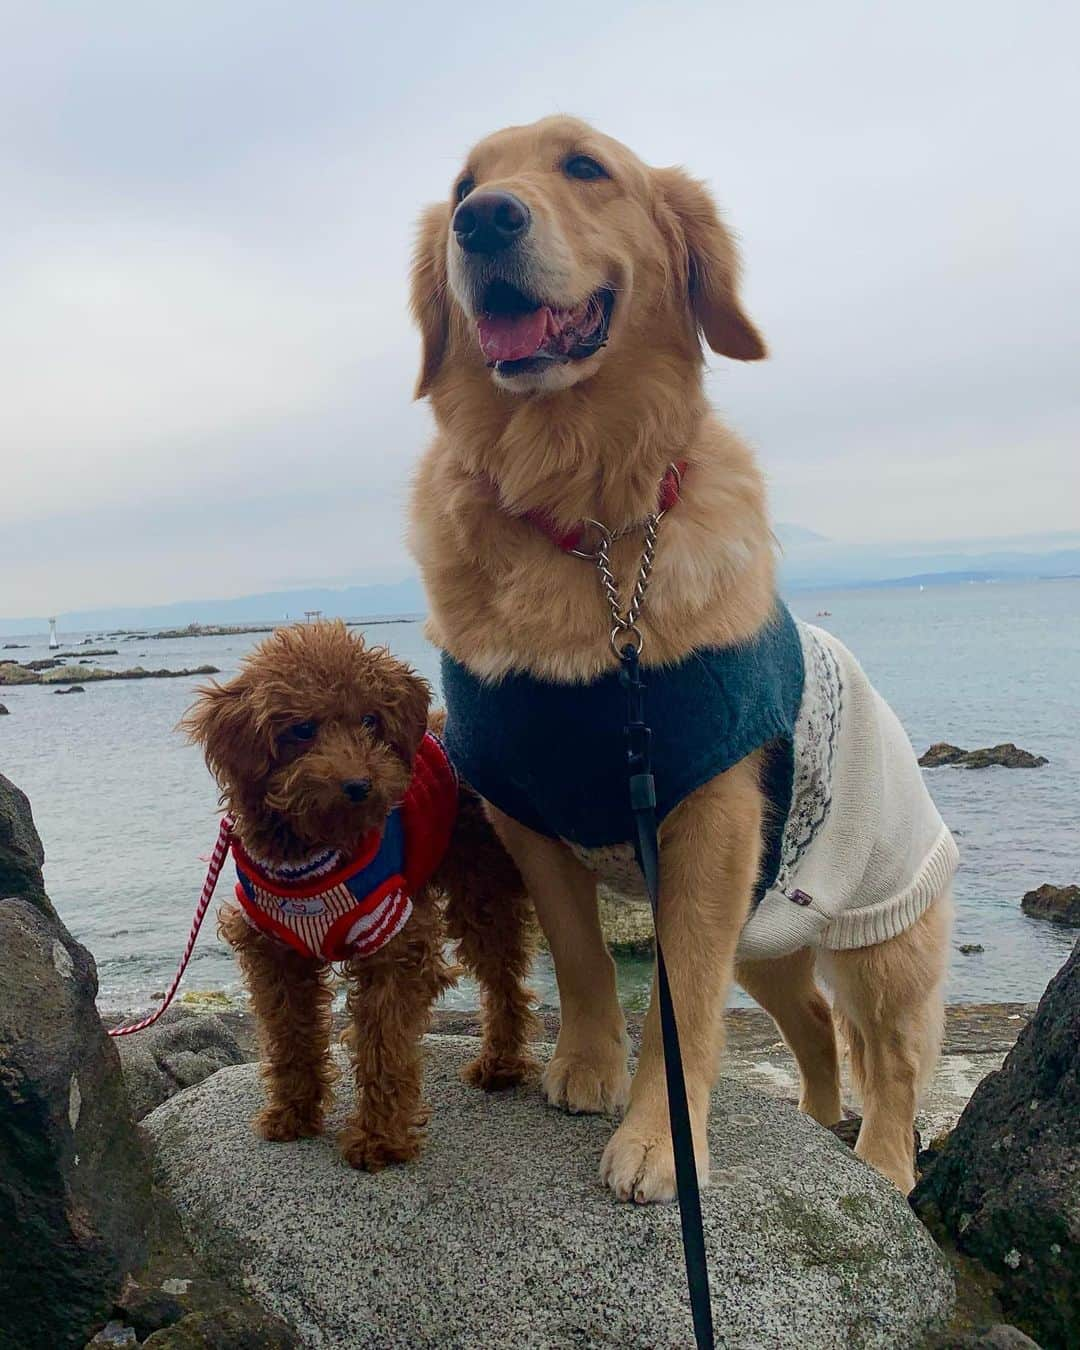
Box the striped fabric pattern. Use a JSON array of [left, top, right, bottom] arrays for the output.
[[238, 870, 412, 959]]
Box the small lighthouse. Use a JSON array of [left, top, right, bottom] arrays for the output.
[[48, 618, 60, 650]]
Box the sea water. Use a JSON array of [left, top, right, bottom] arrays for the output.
[[1, 578, 1076, 1014]]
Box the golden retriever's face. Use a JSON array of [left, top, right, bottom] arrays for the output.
[[412, 116, 765, 398]]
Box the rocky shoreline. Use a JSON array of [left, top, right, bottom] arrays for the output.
[[3, 771, 1076, 1350]]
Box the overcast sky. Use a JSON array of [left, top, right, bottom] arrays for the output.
[[3, 1, 1077, 616]]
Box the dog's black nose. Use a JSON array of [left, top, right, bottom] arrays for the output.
[[342, 778, 372, 803], [452, 190, 531, 255]]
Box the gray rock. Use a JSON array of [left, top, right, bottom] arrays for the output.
[[1020, 883, 1080, 927], [86, 1321, 138, 1347], [141, 1306, 299, 1348], [113, 1284, 186, 1340], [934, 1326, 1043, 1349], [913, 941, 1079, 1349], [536, 892, 656, 954], [0, 771, 52, 918], [0, 776, 153, 1349], [919, 743, 1048, 769], [0, 702, 8, 714], [115, 1007, 245, 1120], [147, 1036, 953, 1350]]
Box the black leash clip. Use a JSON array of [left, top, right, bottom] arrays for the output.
[[619, 643, 657, 824]]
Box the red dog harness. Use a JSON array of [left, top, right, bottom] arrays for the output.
[[231, 733, 458, 962]]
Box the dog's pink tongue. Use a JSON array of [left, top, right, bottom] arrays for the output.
[[477, 307, 552, 362]]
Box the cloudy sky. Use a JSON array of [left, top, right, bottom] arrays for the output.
[[3, 1, 1077, 616]]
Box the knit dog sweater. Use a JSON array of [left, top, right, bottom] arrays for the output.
[[441, 603, 957, 960]]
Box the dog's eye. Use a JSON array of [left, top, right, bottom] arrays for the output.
[[360, 713, 381, 734], [289, 720, 318, 741], [455, 176, 475, 203], [563, 155, 608, 182]]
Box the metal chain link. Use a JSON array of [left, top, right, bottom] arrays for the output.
[[595, 511, 661, 656], [564, 463, 680, 657]]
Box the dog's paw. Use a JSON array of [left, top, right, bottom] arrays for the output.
[[462, 1051, 540, 1092], [255, 1102, 324, 1142], [339, 1125, 422, 1172], [543, 1045, 630, 1115], [600, 1117, 710, 1205]]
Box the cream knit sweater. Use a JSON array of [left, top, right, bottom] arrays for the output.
[[563, 622, 958, 961], [734, 623, 958, 960]]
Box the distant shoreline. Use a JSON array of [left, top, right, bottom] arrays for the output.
[[4, 569, 1079, 638], [137, 616, 424, 640], [27, 615, 428, 643]]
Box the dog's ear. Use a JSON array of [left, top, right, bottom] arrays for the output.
[[410, 203, 451, 398], [180, 678, 272, 789], [654, 167, 766, 361], [381, 665, 432, 766]]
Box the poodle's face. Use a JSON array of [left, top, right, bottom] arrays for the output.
[[183, 622, 430, 860]]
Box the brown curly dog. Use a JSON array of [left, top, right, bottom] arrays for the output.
[[182, 621, 537, 1171]]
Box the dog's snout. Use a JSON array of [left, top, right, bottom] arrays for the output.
[[452, 190, 531, 255], [342, 778, 372, 803]]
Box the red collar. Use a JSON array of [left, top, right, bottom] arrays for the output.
[[518, 461, 688, 554]]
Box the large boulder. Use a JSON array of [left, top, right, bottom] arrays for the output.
[[147, 1036, 952, 1349], [1021, 884, 1080, 927], [913, 942, 1079, 1348], [115, 1007, 245, 1121], [0, 773, 153, 1349], [0, 773, 53, 919]]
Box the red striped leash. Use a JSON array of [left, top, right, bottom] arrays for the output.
[[107, 813, 235, 1038]]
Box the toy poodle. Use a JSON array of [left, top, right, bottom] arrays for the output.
[[182, 621, 537, 1170]]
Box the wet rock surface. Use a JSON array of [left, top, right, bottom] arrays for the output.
[[913, 942, 1079, 1349]]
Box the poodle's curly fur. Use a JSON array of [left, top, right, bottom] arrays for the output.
[[184, 621, 538, 1169]]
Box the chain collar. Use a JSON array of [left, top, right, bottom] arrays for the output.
[[567, 463, 681, 657]]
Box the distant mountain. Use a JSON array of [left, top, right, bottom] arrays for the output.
[[0, 577, 427, 638], [5, 529, 1078, 637], [776, 532, 1080, 590]]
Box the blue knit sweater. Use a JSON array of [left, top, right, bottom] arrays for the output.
[[441, 602, 805, 895]]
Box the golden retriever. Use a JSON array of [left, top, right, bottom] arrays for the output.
[[407, 115, 954, 1199]]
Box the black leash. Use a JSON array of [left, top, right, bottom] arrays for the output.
[[620, 642, 715, 1350]]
